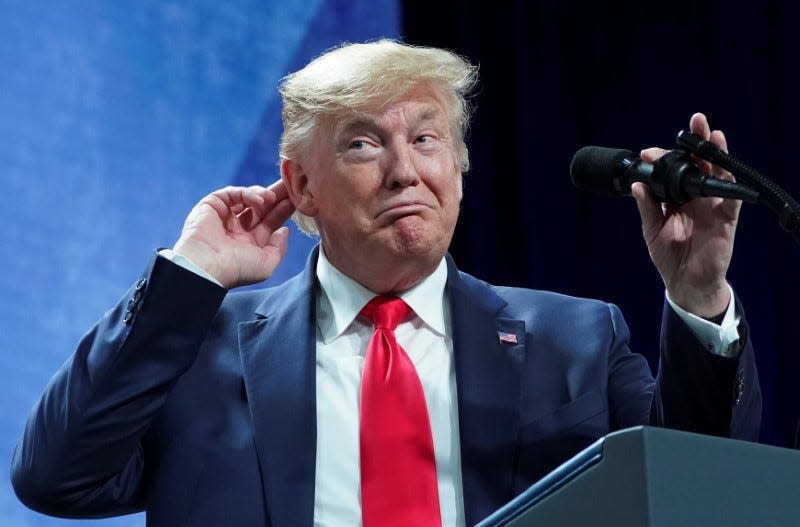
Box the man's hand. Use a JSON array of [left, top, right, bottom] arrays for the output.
[[172, 181, 296, 289], [632, 113, 740, 318]]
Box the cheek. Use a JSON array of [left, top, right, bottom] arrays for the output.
[[316, 173, 378, 222], [424, 161, 462, 204]]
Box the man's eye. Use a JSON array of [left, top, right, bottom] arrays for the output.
[[349, 140, 366, 149], [415, 135, 434, 144]]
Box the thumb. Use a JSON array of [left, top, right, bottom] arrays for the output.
[[245, 226, 291, 287], [268, 226, 290, 260]]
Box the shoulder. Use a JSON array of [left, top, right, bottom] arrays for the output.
[[218, 271, 311, 316], [495, 284, 610, 314], [454, 267, 624, 333], [455, 266, 611, 311]]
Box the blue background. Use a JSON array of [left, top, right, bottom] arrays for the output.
[[0, 1, 399, 525], [4, 0, 800, 525]]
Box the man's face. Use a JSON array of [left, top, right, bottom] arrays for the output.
[[285, 84, 463, 291]]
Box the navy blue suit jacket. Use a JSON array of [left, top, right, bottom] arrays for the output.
[[12, 248, 761, 526]]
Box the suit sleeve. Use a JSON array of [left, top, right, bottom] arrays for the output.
[[650, 298, 761, 440], [11, 253, 226, 518]]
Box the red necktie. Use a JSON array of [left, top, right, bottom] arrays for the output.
[[359, 296, 442, 527]]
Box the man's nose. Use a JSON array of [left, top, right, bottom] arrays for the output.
[[384, 144, 420, 190]]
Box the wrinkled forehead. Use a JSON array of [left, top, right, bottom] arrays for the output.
[[337, 104, 450, 139], [326, 84, 455, 137]]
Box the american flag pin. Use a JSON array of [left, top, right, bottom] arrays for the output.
[[497, 331, 518, 344]]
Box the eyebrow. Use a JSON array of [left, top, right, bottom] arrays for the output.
[[335, 117, 379, 138]]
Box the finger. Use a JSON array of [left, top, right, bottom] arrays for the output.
[[707, 130, 740, 218], [689, 112, 711, 140], [248, 181, 290, 217], [631, 182, 664, 244], [262, 195, 296, 230], [640, 147, 668, 163], [236, 206, 268, 231], [213, 186, 258, 206], [242, 186, 271, 210], [205, 187, 266, 224], [249, 226, 290, 286], [269, 226, 290, 256], [234, 181, 296, 234], [710, 129, 728, 153], [197, 189, 249, 228], [708, 129, 734, 181], [232, 188, 267, 230], [266, 179, 289, 202], [686, 113, 719, 175], [249, 198, 296, 247]]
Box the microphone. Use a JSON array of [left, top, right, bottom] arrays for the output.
[[570, 146, 759, 205]]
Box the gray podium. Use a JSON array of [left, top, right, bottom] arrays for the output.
[[477, 426, 800, 526]]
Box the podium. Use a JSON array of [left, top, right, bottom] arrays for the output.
[[477, 426, 800, 526]]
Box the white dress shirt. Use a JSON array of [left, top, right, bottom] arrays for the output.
[[312, 248, 464, 527]]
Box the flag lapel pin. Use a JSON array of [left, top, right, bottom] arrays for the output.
[[497, 331, 518, 344]]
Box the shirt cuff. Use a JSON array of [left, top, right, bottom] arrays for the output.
[[665, 283, 742, 358], [158, 249, 224, 287]]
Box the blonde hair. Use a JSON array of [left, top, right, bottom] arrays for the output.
[[279, 39, 478, 234]]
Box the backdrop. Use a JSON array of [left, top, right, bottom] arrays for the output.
[[3, 1, 798, 525], [0, 1, 399, 525], [404, 0, 800, 450]]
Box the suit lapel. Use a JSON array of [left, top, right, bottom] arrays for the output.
[[238, 250, 319, 527], [236, 251, 525, 526], [446, 257, 525, 526]]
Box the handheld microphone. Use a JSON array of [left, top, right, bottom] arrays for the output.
[[570, 146, 759, 205]]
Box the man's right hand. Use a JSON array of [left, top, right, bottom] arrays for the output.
[[172, 181, 296, 289]]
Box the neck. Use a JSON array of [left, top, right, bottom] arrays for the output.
[[320, 243, 441, 295]]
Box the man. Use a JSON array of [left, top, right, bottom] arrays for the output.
[[12, 40, 760, 527]]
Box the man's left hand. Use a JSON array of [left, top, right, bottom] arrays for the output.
[[632, 112, 740, 319]]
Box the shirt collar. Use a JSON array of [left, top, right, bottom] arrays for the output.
[[315, 247, 448, 344]]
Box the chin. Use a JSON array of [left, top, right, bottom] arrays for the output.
[[387, 219, 450, 260]]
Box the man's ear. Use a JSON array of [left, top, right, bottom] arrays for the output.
[[280, 159, 318, 216]]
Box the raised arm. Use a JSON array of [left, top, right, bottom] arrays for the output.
[[11, 183, 295, 517]]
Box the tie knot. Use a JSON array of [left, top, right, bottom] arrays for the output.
[[360, 296, 411, 331]]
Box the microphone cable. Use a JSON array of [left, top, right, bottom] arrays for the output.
[[677, 130, 800, 244]]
